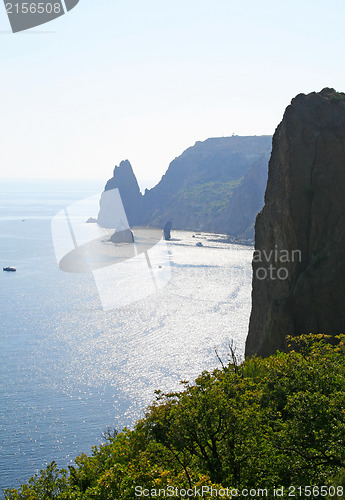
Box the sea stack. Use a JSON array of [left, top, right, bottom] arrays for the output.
[[246, 88, 345, 358], [101, 160, 143, 227], [163, 221, 172, 240]]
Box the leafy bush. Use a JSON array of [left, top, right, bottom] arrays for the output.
[[5, 335, 345, 499]]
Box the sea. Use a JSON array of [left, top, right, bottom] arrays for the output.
[[0, 179, 253, 495]]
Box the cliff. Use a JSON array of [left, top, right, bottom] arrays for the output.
[[101, 137, 271, 238], [143, 136, 271, 233], [101, 160, 143, 227], [246, 88, 345, 358], [212, 155, 268, 239]]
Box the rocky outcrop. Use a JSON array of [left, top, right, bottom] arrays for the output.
[[246, 88, 345, 358], [163, 221, 172, 240], [103, 160, 143, 227], [110, 229, 134, 244]]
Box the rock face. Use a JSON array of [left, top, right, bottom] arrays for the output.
[[100, 137, 271, 240], [246, 88, 345, 358], [110, 229, 134, 244], [143, 136, 271, 235], [163, 221, 172, 240], [212, 156, 268, 239], [103, 160, 143, 227]]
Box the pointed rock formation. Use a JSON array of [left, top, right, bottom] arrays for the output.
[[163, 221, 172, 240], [246, 88, 345, 358], [103, 160, 143, 227]]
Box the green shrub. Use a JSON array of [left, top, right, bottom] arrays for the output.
[[5, 335, 345, 499]]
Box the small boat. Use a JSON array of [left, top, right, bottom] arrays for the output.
[[196, 242, 203, 247], [3, 267, 16, 272]]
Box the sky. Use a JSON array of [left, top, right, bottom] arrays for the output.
[[0, 0, 345, 190]]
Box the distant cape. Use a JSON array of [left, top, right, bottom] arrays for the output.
[[101, 136, 272, 242]]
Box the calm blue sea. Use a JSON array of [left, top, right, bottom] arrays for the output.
[[0, 179, 253, 494]]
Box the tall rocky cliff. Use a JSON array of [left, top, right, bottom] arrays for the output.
[[246, 88, 345, 358], [102, 136, 271, 239], [212, 156, 268, 239], [143, 136, 271, 233], [102, 159, 143, 227]]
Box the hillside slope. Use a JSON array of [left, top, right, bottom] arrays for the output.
[[102, 136, 272, 239]]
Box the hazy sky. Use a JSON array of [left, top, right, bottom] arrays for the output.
[[1, 0, 345, 189]]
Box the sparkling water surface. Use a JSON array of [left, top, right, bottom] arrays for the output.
[[0, 180, 253, 494]]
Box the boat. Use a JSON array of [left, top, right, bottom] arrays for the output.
[[196, 242, 203, 247], [3, 267, 16, 272]]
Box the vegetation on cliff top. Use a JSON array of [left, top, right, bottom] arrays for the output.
[[174, 178, 243, 219], [5, 335, 345, 499]]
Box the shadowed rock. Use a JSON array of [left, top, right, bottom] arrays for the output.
[[103, 160, 143, 227], [246, 88, 345, 358], [110, 229, 134, 244], [212, 155, 269, 241], [163, 221, 172, 240]]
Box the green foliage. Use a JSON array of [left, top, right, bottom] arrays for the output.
[[177, 179, 243, 217], [4, 462, 69, 499], [329, 91, 345, 104], [5, 335, 345, 499]]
